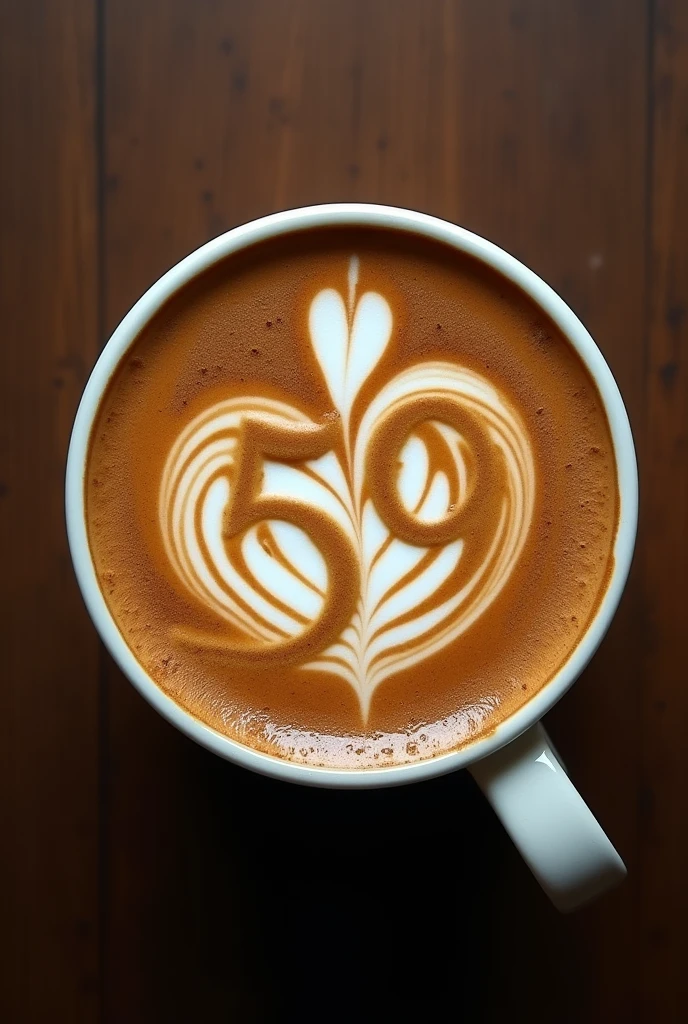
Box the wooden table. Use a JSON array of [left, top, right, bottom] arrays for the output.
[[2, 2, 686, 1020]]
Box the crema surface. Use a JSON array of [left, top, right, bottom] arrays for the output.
[[86, 228, 618, 767]]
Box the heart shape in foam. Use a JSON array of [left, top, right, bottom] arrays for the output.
[[159, 259, 535, 719]]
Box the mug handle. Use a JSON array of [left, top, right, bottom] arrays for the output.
[[470, 722, 626, 912]]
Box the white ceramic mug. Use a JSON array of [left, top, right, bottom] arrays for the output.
[[66, 204, 638, 912]]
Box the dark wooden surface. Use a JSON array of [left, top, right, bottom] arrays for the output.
[[2, 1, 686, 1020]]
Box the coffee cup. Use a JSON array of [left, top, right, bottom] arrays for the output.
[[66, 204, 638, 910]]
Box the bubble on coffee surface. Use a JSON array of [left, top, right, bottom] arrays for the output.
[[159, 259, 535, 720]]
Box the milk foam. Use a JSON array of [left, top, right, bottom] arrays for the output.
[[159, 259, 536, 719]]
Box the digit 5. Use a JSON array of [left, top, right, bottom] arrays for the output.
[[216, 416, 360, 664]]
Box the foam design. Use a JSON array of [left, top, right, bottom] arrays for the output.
[[159, 259, 535, 718]]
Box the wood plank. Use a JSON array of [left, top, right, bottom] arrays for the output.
[[642, 0, 688, 1017], [0, 1, 100, 1021], [103, 2, 649, 1019]]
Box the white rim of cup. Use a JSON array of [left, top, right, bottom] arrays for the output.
[[65, 203, 638, 788]]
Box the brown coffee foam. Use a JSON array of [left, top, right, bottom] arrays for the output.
[[86, 228, 618, 767]]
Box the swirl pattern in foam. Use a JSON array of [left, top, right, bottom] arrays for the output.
[[159, 259, 535, 719]]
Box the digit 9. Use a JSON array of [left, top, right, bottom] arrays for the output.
[[364, 395, 503, 546]]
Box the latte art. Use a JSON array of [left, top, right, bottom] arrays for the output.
[[86, 227, 619, 767], [159, 261, 535, 718]]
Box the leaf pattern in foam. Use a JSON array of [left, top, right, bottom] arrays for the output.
[[307, 431, 458, 690], [305, 364, 535, 719], [309, 288, 392, 425], [369, 540, 463, 635]]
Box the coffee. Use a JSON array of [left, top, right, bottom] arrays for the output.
[[86, 228, 618, 767]]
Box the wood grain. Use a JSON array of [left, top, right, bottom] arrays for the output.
[[642, 0, 688, 1017], [4, 0, 688, 1020], [0, 1, 100, 1021]]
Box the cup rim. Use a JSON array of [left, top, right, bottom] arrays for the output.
[[65, 202, 638, 788]]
